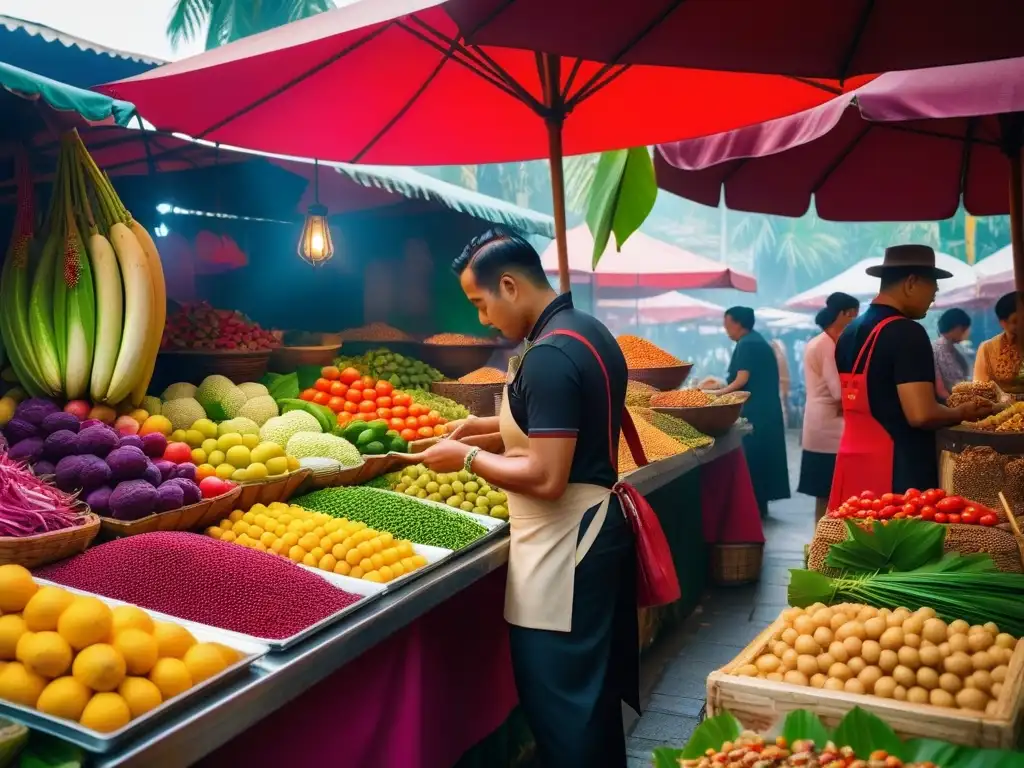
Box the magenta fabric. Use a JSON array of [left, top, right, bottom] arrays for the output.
[[540, 225, 756, 293], [445, 0, 1024, 80], [656, 56, 1024, 221], [199, 568, 518, 768], [96, 0, 860, 166], [700, 450, 765, 544]]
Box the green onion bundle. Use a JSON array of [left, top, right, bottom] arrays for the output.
[[789, 567, 1024, 636]]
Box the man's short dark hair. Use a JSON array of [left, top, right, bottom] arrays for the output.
[[725, 306, 755, 330], [938, 308, 972, 334], [452, 227, 550, 291], [878, 266, 938, 290], [995, 292, 1017, 322]]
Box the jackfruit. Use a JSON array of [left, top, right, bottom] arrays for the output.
[[259, 411, 321, 448], [161, 398, 207, 432], [237, 395, 279, 426], [195, 376, 246, 421], [286, 432, 362, 466], [237, 382, 269, 399], [161, 382, 197, 401]]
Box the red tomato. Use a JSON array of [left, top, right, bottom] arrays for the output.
[[322, 366, 341, 380], [936, 496, 966, 513], [960, 508, 980, 525], [300, 388, 317, 402], [979, 513, 998, 526], [870, 499, 884, 512], [336, 412, 352, 426], [417, 426, 435, 438], [904, 488, 921, 499], [933, 511, 948, 524], [340, 367, 361, 385], [376, 396, 392, 409], [376, 407, 393, 420], [433, 425, 447, 437], [418, 414, 432, 427], [362, 389, 378, 402], [922, 488, 946, 504], [879, 505, 898, 519], [375, 381, 394, 396], [393, 393, 411, 407], [408, 404, 424, 417], [901, 503, 917, 517], [846, 496, 860, 506], [349, 379, 363, 391], [343, 401, 359, 414], [352, 413, 370, 421], [389, 417, 405, 431], [327, 396, 346, 413], [361, 376, 376, 389], [392, 406, 408, 419], [859, 490, 876, 500], [406, 417, 419, 429], [892, 494, 905, 505], [880, 493, 895, 504], [428, 410, 441, 422], [329, 381, 347, 397], [345, 389, 363, 404], [947, 513, 962, 524], [859, 499, 875, 510], [400, 428, 418, 442], [919, 505, 936, 521], [855, 509, 868, 518], [358, 400, 376, 414], [314, 378, 333, 393], [313, 392, 331, 406]]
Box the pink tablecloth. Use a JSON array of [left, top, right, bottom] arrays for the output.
[[200, 568, 518, 768], [700, 449, 765, 544]]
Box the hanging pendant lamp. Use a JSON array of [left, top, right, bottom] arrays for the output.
[[298, 159, 334, 266]]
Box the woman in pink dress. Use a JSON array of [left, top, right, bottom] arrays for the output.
[[798, 292, 860, 521]]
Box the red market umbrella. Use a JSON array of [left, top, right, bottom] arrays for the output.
[[97, 0, 862, 294], [654, 56, 1024, 327], [598, 291, 724, 325], [539, 224, 756, 296]]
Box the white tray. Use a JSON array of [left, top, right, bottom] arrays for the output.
[[300, 542, 451, 596]]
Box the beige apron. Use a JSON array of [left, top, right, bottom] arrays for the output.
[[500, 350, 612, 632]]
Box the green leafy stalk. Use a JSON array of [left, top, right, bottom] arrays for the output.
[[585, 147, 657, 267], [824, 519, 946, 573]]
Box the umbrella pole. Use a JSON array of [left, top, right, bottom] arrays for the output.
[[546, 119, 570, 295], [1010, 144, 1024, 349]]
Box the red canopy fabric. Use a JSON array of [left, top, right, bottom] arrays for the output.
[[97, 0, 862, 166], [446, 0, 1024, 80], [655, 56, 1024, 220], [540, 225, 756, 292]]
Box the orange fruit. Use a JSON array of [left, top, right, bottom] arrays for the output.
[[312, 392, 330, 406], [358, 401, 376, 414], [340, 367, 360, 385], [327, 397, 345, 413], [376, 408, 392, 420], [400, 428, 417, 442], [321, 365, 340, 380], [417, 426, 434, 438], [314, 378, 332, 392]]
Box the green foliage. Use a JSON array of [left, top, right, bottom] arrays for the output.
[[824, 519, 947, 573], [167, 0, 335, 50], [586, 148, 657, 267]]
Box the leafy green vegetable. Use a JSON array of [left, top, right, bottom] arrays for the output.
[[780, 709, 830, 748], [263, 371, 300, 401], [832, 708, 907, 761], [585, 147, 657, 267], [652, 713, 741, 767], [824, 519, 946, 573], [14, 732, 83, 768], [277, 398, 334, 432]]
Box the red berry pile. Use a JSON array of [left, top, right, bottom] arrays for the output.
[[36, 532, 361, 639], [828, 488, 999, 526], [161, 302, 278, 352]]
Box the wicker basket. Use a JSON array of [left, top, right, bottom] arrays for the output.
[[653, 399, 746, 437], [416, 344, 501, 379], [152, 349, 272, 390], [430, 381, 504, 417], [233, 469, 311, 510], [0, 514, 101, 568], [268, 344, 342, 372], [98, 486, 242, 539], [628, 364, 693, 391], [710, 542, 764, 586], [295, 463, 364, 493], [353, 454, 410, 485], [337, 340, 420, 357]]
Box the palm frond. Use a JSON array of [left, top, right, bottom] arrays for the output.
[[563, 154, 600, 214], [167, 0, 214, 49], [288, 0, 335, 22]]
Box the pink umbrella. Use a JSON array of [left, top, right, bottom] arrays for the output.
[[654, 56, 1024, 308], [539, 224, 756, 296], [935, 244, 1014, 308], [598, 291, 724, 325]]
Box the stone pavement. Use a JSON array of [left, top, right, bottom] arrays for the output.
[[626, 431, 811, 767]]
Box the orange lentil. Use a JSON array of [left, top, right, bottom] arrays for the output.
[[423, 333, 495, 345], [338, 323, 412, 342], [650, 389, 712, 407], [457, 367, 506, 384], [616, 335, 682, 369]]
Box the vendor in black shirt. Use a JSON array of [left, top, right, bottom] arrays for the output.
[[415, 228, 637, 767], [831, 245, 992, 503]]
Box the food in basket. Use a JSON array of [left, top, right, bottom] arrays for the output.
[[951, 380, 999, 402], [0, 563, 249, 731], [161, 302, 277, 351], [650, 388, 712, 407], [624, 380, 658, 407], [337, 322, 412, 342], [629, 408, 713, 450], [332, 348, 443, 390], [677, 732, 936, 768], [735, 603, 1018, 713], [423, 333, 494, 345], [618, 407, 690, 474], [828, 488, 999, 526], [163, 421, 302, 484], [457, 367, 506, 384], [963, 401, 1024, 431], [950, 446, 1007, 513], [293, 486, 488, 550], [408, 389, 469, 421], [339, 418, 410, 455], [616, 335, 682, 369], [383, 464, 508, 519], [0, 454, 93, 537], [205, 502, 427, 583], [37, 532, 361, 639], [286, 433, 362, 467]]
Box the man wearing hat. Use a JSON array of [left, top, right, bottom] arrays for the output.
[[829, 245, 992, 506]]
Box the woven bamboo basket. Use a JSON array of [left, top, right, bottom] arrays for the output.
[[807, 516, 1024, 574], [151, 349, 272, 390], [653, 399, 746, 437], [233, 469, 311, 510], [707, 614, 1024, 748], [417, 344, 500, 379], [98, 485, 242, 539], [294, 462, 364, 493], [627, 364, 693, 391], [0, 513, 101, 568], [430, 381, 504, 417], [352, 454, 411, 485], [710, 542, 764, 586]]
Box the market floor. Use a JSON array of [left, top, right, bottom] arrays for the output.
[[624, 431, 811, 766]]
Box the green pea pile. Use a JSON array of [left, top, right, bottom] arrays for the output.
[[291, 486, 488, 550], [637, 408, 714, 449], [408, 390, 469, 421]]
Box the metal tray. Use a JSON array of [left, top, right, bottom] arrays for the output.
[[0, 581, 268, 754]]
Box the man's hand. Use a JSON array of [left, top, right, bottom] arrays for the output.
[[446, 415, 497, 441], [958, 400, 995, 423], [418, 439, 473, 473]]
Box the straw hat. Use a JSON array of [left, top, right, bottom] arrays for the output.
[[865, 244, 953, 279]]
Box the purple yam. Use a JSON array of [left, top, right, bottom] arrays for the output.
[[4, 418, 38, 444], [77, 426, 119, 458], [162, 477, 201, 506], [140, 432, 168, 458], [105, 446, 148, 481], [85, 486, 114, 515], [142, 461, 163, 487], [108, 479, 158, 521], [154, 483, 184, 512], [43, 430, 79, 461], [14, 398, 60, 426], [41, 412, 81, 435], [33, 460, 56, 477], [80, 419, 107, 431], [171, 462, 197, 482], [9, 437, 44, 463], [117, 435, 145, 451], [78, 455, 112, 490], [153, 459, 176, 483], [54, 455, 85, 492]]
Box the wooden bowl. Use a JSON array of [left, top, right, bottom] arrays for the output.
[[415, 344, 501, 379], [430, 381, 504, 417], [336, 340, 421, 358], [628, 364, 693, 391], [152, 349, 272, 390], [268, 344, 342, 372], [653, 399, 745, 436]]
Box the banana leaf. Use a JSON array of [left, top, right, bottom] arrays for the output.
[[780, 709, 829, 747], [832, 708, 908, 760], [11, 731, 81, 768], [824, 519, 946, 573], [652, 713, 741, 767]]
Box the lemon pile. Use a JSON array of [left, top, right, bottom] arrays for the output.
[[206, 502, 428, 583], [177, 419, 300, 483], [0, 565, 243, 733]]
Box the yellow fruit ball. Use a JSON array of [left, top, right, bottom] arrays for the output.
[[207, 451, 226, 468], [118, 676, 163, 718], [359, 558, 373, 573], [241, 433, 260, 450], [251, 442, 284, 464], [184, 430, 206, 448], [265, 456, 289, 476], [79, 692, 132, 733], [58, 597, 113, 651], [216, 433, 243, 452], [128, 409, 150, 425], [37, 676, 92, 721], [139, 415, 173, 437], [191, 448, 207, 465], [0, 564, 37, 612], [182, 643, 228, 684], [381, 549, 399, 566], [390, 562, 405, 578], [152, 622, 196, 659], [210, 643, 242, 665], [301, 553, 317, 567], [247, 525, 265, 540], [112, 605, 154, 636], [369, 553, 384, 570], [220, 531, 237, 544], [192, 419, 219, 439], [378, 566, 394, 582], [170, 429, 188, 443], [410, 554, 427, 568], [246, 462, 269, 481], [20, 631, 73, 678], [281, 532, 299, 548], [201, 438, 219, 455], [318, 554, 338, 572], [206, 526, 223, 539], [349, 567, 364, 579], [228, 510, 244, 522], [225, 445, 251, 469], [364, 571, 382, 583], [73, 643, 127, 692], [148, 658, 193, 699], [114, 629, 159, 676], [215, 464, 236, 480], [286, 456, 299, 472], [260, 532, 277, 548], [288, 546, 306, 563], [23, 586, 75, 632], [396, 541, 413, 557], [0, 662, 47, 707], [333, 561, 351, 576]]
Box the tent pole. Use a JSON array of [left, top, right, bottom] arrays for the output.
[[539, 52, 570, 295]]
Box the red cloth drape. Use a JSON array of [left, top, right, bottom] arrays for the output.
[[700, 450, 765, 544]]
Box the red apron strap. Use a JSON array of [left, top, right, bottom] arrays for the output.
[[535, 329, 648, 473], [851, 315, 904, 374]]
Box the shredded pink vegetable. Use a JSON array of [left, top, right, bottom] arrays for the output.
[[0, 453, 88, 537]]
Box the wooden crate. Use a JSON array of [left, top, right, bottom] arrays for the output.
[[706, 615, 1024, 749]]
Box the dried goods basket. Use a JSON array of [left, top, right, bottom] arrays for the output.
[[234, 469, 312, 510], [0, 513, 100, 568], [430, 381, 504, 417], [710, 542, 764, 586], [98, 485, 242, 539], [627, 363, 693, 391], [706, 613, 1024, 748], [151, 349, 272, 391], [268, 338, 342, 371], [653, 395, 747, 437], [416, 343, 501, 379]]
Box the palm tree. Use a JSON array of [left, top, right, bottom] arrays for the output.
[[167, 0, 335, 51]]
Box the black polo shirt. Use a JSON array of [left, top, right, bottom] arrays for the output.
[[835, 304, 938, 492], [508, 293, 627, 489]]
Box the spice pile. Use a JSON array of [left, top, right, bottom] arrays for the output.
[[457, 367, 506, 384], [618, 407, 691, 473], [408, 390, 469, 421], [624, 380, 658, 407], [678, 733, 937, 768], [338, 323, 412, 342], [423, 333, 494, 345], [650, 389, 712, 407], [950, 446, 1006, 512], [630, 407, 713, 450], [37, 532, 361, 639], [616, 335, 682, 369]]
